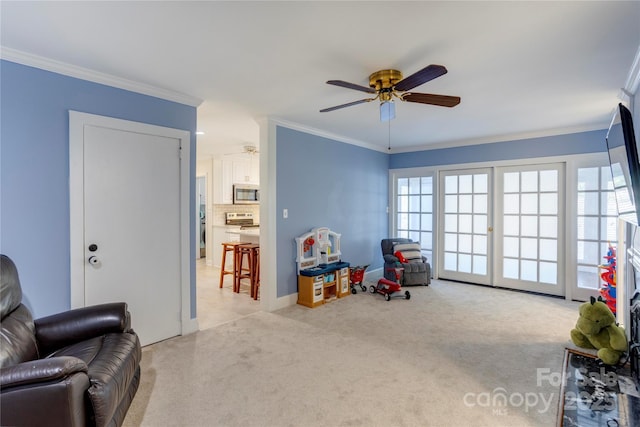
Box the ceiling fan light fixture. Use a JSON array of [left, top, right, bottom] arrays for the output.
[[380, 100, 396, 122], [243, 145, 258, 155], [320, 64, 460, 118]]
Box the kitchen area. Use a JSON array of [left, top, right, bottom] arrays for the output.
[[196, 147, 261, 329]]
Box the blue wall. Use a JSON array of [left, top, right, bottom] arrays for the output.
[[0, 60, 197, 318], [275, 126, 389, 297], [390, 130, 608, 169]]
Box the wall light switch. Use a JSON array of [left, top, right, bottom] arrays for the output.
[[283, 208, 288, 219]]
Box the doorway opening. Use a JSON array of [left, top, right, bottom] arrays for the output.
[[195, 259, 261, 330], [197, 176, 207, 259]]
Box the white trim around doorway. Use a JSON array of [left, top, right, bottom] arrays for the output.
[[69, 110, 197, 337]]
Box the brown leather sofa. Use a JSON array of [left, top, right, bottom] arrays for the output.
[[0, 254, 142, 427]]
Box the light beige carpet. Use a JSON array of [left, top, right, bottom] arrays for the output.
[[123, 279, 582, 427]]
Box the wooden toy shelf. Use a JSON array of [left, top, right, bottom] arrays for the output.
[[295, 227, 350, 308], [297, 264, 349, 308]]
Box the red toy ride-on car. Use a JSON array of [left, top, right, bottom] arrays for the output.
[[370, 267, 411, 301]]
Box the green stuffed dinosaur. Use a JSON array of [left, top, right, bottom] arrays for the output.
[[570, 296, 628, 365]]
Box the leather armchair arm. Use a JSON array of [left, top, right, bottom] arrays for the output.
[[1, 357, 90, 427], [35, 303, 131, 356], [0, 356, 87, 389]]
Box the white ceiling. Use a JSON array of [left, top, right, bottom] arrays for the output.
[[2, 1, 639, 155]]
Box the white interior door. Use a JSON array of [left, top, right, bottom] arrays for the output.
[[69, 111, 192, 346]]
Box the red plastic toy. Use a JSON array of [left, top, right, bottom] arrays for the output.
[[349, 265, 369, 294], [370, 267, 411, 301], [598, 244, 617, 315]]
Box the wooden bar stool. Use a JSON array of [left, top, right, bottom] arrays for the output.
[[236, 244, 259, 295], [252, 246, 260, 300], [219, 242, 244, 289]]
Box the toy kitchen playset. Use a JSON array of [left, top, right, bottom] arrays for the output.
[[295, 227, 350, 308]]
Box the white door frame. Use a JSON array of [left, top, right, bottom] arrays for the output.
[[196, 175, 206, 260], [69, 110, 194, 336]]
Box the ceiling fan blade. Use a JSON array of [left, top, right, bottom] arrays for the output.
[[320, 98, 375, 113], [326, 80, 377, 94], [394, 65, 448, 92], [401, 92, 461, 107]]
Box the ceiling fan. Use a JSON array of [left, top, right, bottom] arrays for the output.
[[222, 145, 259, 157], [320, 65, 461, 121], [242, 145, 259, 155]]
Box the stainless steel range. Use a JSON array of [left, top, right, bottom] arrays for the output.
[[225, 212, 259, 229]]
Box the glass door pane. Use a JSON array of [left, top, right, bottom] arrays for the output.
[[396, 176, 433, 265], [438, 168, 491, 285], [495, 164, 564, 295], [574, 165, 617, 301]]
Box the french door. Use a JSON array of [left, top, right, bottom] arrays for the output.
[[494, 164, 564, 295], [437, 164, 565, 295], [438, 169, 492, 285], [572, 161, 618, 301], [395, 176, 434, 266]]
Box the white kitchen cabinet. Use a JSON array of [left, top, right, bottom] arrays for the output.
[[233, 156, 259, 185], [212, 155, 259, 204], [212, 157, 233, 204], [249, 156, 259, 184], [211, 225, 228, 268], [232, 158, 251, 184]]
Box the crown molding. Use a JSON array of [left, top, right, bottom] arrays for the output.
[[1, 47, 202, 107], [618, 43, 640, 113], [267, 116, 390, 153], [623, 44, 640, 96], [390, 122, 609, 154], [267, 116, 609, 155]]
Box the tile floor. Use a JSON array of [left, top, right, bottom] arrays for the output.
[[195, 257, 261, 331]]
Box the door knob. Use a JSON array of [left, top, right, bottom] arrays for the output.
[[88, 256, 100, 265]]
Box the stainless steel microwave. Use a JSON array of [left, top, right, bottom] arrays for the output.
[[233, 184, 259, 204]]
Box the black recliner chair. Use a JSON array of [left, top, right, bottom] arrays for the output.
[[381, 238, 431, 286], [0, 254, 142, 427]]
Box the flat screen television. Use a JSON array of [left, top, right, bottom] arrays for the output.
[[606, 103, 640, 225]]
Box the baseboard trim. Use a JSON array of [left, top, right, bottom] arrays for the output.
[[183, 317, 199, 336], [270, 292, 299, 311], [365, 267, 383, 281]]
